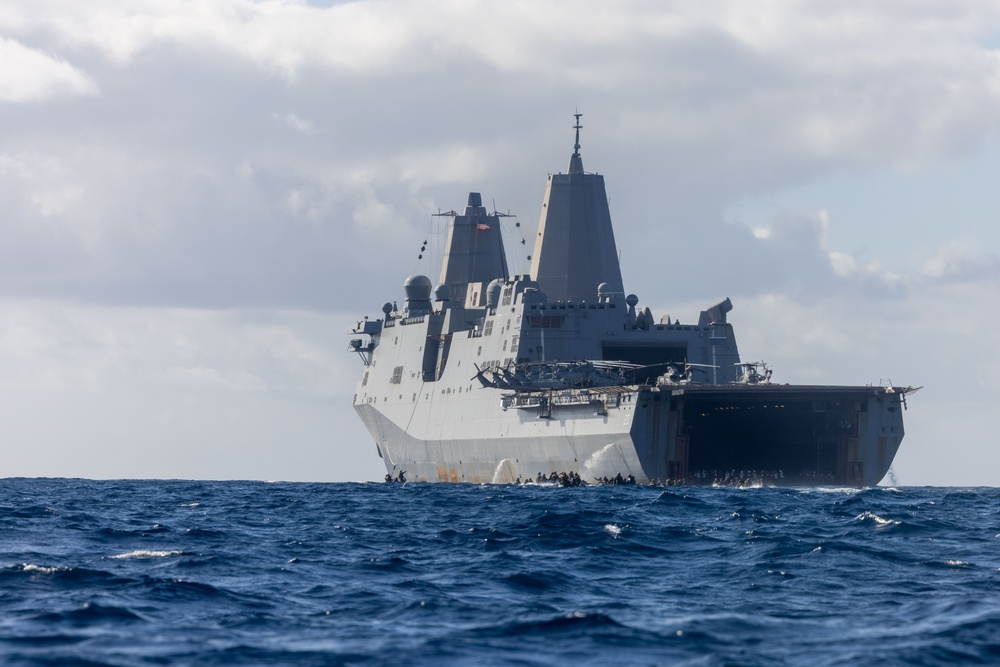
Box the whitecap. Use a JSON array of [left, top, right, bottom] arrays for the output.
[[810, 486, 863, 495], [603, 524, 622, 538], [19, 563, 62, 574], [855, 511, 900, 526], [109, 550, 183, 560]]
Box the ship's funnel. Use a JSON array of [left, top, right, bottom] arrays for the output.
[[529, 115, 624, 302]]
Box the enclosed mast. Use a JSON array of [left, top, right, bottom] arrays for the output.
[[528, 114, 624, 302]]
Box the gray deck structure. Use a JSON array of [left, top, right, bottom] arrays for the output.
[[349, 116, 916, 486]]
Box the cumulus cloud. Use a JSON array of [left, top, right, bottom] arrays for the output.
[[3, 1, 1000, 481], [0, 37, 97, 102], [0, 151, 86, 217], [273, 111, 316, 134], [920, 240, 1000, 282], [0, 299, 373, 480], [0, 301, 344, 396], [2, 1, 998, 311]]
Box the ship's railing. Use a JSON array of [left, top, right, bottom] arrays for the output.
[[500, 389, 629, 414]]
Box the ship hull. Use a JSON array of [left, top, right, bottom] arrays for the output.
[[358, 383, 906, 486], [348, 125, 914, 486]]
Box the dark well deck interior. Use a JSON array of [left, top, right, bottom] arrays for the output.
[[655, 385, 899, 485]]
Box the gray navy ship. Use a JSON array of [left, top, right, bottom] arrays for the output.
[[349, 116, 917, 486]]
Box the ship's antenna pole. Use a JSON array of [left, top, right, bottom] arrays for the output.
[[573, 111, 582, 157]]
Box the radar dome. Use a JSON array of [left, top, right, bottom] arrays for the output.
[[403, 275, 432, 300], [433, 283, 451, 302], [486, 279, 503, 309], [403, 275, 433, 313], [626, 293, 639, 308], [597, 282, 610, 301]]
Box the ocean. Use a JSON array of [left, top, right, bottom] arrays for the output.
[[1, 480, 998, 666]]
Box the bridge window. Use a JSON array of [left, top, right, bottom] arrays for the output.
[[529, 315, 564, 328]]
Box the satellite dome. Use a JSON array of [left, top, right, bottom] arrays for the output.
[[403, 274, 432, 300], [403, 275, 433, 313], [433, 283, 451, 302], [486, 279, 503, 309]]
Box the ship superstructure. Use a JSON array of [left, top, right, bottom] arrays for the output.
[[349, 116, 916, 486]]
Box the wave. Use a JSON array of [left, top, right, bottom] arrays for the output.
[[30, 602, 146, 625], [1, 563, 132, 587], [4, 480, 1000, 665], [855, 511, 901, 527], [109, 550, 185, 560]]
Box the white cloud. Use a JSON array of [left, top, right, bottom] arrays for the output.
[[828, 251, 858, 278], [0, 151, 87, 217], [920, 240, 1000, 281], [273, 111, 316, 134], [3, 1, 1000, 482], [0, 299, 378, 480], [0, 36, 96, 102], [350, 187, 396, 230]]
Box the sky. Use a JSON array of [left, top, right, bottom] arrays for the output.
[[2, 1, 1000, 484]]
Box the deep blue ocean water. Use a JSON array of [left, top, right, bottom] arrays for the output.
[[1, 480, 999, 666]]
